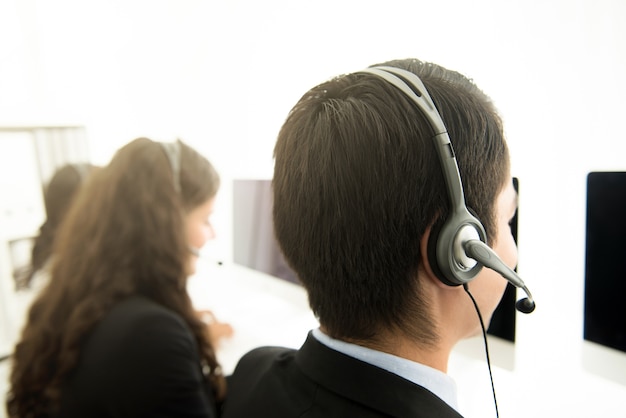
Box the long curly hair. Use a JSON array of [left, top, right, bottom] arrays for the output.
[[6, 138, 224, 417]]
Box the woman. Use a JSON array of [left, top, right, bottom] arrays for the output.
[[16, 163, 97, 291], [6, 138, 226, 417]]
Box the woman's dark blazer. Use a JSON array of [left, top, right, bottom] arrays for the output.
[[57, 295, 217, 418]]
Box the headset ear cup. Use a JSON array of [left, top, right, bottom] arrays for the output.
[[427, 208, 487, 287], [426, 217, 461, 287]]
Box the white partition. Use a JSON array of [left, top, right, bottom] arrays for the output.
[[0, 130, 43, 357], [0, 126, 89, 358]]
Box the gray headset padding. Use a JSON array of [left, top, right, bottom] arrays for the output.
[[160, 140, 182, 193]]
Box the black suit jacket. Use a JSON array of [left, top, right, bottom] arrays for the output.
[[222, 332, 463, 417], [57, 295, 217, 418]]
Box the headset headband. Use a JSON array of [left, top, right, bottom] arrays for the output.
[[160, 140, 182, 192]]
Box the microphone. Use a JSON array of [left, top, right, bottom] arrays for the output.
[[463, 239, 536, 314], [187, 246, 224, 267]]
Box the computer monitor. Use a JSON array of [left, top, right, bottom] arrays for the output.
[[584, 172, 626, 353], [486, 177, 519, 343], [232, 179, 298, 284]]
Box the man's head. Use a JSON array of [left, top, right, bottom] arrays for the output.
[[272, 58, 510, 344]]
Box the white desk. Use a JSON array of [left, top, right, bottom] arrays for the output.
[[187, 260, 319, 374]]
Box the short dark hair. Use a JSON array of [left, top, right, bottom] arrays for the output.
[[272, 58, 510, 344]]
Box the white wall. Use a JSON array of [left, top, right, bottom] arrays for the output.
[[1, 0, 626, 416]]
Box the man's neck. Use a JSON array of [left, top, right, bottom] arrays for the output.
[[319, 326, 453, 373]]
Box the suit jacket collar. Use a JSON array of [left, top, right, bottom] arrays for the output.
[[295, 332, 464, 418]]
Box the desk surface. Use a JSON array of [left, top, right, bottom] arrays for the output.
[[187, 260, 319, 375]]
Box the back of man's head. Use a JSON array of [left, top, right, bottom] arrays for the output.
[[272, 58, 509, 345]]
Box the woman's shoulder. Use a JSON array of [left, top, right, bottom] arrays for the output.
[[87, 295, 194, 355], [61, 298, 213, 417], [108, 295, 182, 322]]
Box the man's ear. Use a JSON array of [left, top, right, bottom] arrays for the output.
[[420, 226, 449, 288]]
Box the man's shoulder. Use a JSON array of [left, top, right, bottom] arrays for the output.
[[232, 345, 297, 374], [223, 333, 464, 418], [223, 343, 314, 418]]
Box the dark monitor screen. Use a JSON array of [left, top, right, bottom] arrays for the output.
[[487, 177, 518, 342], [233, 179, 298, 284], [584, 172, 626, 352]]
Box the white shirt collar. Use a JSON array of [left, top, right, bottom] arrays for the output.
[[312, 328, 459, 412]]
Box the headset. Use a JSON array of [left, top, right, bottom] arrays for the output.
[[160, 139, 202, 258], [359, 66, 535, 314], [70, 163, 93, 181], [160, 139, 182, 193]]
